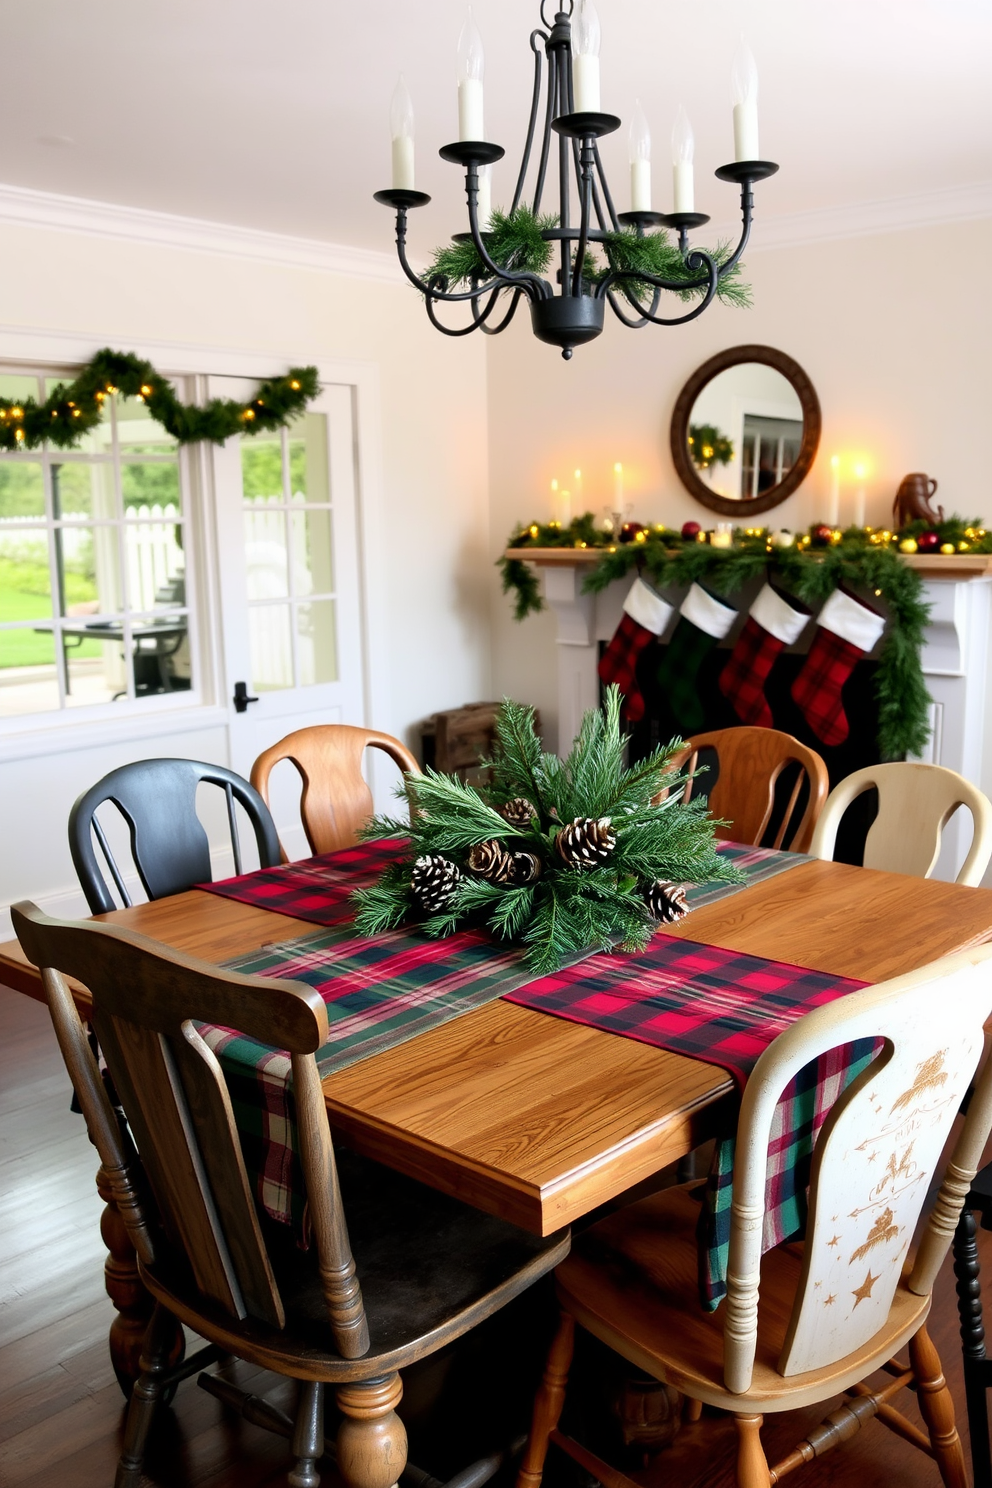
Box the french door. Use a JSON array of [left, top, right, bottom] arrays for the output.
[[212, 378, 366, 859]]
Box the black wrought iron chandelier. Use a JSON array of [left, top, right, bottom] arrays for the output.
[[374, 1, 778, 360]]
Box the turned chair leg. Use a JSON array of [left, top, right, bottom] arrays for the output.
[[516, 1311, 576, 1488], [954, 1206, 992, 1488], [114, 1303, 180, 1488], [910, 1324, 969, 1488], [289, 1380, 325, 1488], [734, 1414, 770, 1488], [336, 1375, 408, 1488]]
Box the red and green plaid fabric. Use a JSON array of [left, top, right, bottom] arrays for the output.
[[197, 837, 408, 925], [719, 616, 786, 729], [598, 612, 656, 723], [790, 627, 864, 747]]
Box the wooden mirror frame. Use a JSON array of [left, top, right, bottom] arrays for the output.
[[670, 344, 822, 517]]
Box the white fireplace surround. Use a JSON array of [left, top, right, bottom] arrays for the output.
[[539, 562, 992, 887]]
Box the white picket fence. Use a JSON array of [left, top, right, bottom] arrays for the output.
[[0, 506, 184, 612]]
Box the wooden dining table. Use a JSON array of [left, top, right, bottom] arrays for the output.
[[4, 855, 992, 1385]]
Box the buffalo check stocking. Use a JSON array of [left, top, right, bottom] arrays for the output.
[[791, 588, 886, 746], [719, 583, 811, 728], [656, 583, 737, 735], [598, 577, 674, 722]]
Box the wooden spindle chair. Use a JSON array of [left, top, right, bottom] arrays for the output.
[[13, 902, 568, 1488], [664, 728, 829, 854], [251, 724, 421, 860], [515, 944, 992, 1488]]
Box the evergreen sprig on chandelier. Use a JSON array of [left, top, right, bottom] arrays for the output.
[[375, 2, 777, 359]]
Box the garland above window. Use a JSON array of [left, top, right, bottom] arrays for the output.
[[0, 348, 320, 453]]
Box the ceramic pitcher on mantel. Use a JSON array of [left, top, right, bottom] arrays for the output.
[[893, 473, 944, 528]]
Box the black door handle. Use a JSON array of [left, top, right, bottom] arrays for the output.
[[233, 681, 259, 713]]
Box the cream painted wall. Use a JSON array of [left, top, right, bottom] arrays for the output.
[[487, 217, 992, 749], [0, 218, 490, 929]]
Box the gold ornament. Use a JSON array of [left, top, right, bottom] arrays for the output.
[[899, 537, 918, 553], [940, 542, 956, 555]]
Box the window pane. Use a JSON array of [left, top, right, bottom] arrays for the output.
[[241, 429, 284, 501], [52, 461, 116, 521], [0, 626, 59, 715], [121, 461, 180, 514], [249, 603, 293, 690], [58, 524, 123, 615], [296, 600, 337, 685], [290, 508, 333, 596], [0, 461, 45, 519], [244, 500, 289, 599], [65, 627, 126, 707], [0, 526, 52, 620], [124, 517, 185, 611], [0, 374, 41, 403], [288, 412, 329, 504], [130, 614, 191, 696], [115, 395, 178, 456]]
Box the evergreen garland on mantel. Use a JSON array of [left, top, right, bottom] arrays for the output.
[[0, 348, 320, 452], [499, 516, 945, 761], [352, 687, 741, 976]]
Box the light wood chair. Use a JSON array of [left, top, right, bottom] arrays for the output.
[[664, 727, 830, 853], [810, 761, 992, 886], [515, 942, 992, 1488], [13, 901, 568, 1488], [251, 724, 421, 860]]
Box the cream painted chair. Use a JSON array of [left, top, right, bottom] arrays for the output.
[[809, 761, 992, 887], [516, 942, 992, 1488]]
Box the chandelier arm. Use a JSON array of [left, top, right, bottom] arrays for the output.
[[391, 225, 505, 304], [476, 287, 525, 335], [604, 282, 663, 328], [464, 170, 548, 301], [511, 32, 548, 215], [603, 250, 720, 327], [592, 141, 621, 231], [531, 33, 558, 214], [422, 282, 504, 337], [570, 136, 595, 296], [711, 185, 755, 279]]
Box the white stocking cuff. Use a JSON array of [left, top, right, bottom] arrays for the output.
[[680, 582, 737, 640], [623, 577, 674, 637], [816, 588, 886, 653], [750, 583, 810, 646]]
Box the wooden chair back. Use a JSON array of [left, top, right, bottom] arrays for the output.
[[664, 727, 829, 853], [722, 942, 992, 1394], [810, 761, 992, 886], [250, 725, 421, 859], [11, 901, 370, 1360], [68, 759, 282, 914]]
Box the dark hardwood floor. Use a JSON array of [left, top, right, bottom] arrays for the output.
[[1, 982, 988, 1488]]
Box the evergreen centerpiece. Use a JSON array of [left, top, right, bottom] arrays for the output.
[[351, 686, 741, 975]]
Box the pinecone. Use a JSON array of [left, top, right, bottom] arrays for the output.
[[410, 854, 462, 912], [644, 880, 689, 924], [556, 816, 616, 869], [467, 839, 516, 884], [500, 796, 538, 829], [510, 849, 543, 885]]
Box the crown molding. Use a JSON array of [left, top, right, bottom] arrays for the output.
[[0, 180, 404, 283], [715, 179, 992, 253]]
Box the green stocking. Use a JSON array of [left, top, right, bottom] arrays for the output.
[[656, 583, 737, 735]]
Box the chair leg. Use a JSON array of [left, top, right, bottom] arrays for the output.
[[909, 1324, 968, 1488], [114, 1303, 180, 1488], [289, 1380, 325, 1488], [336, 1374, 408, 1488], [954, 1206, 992, 1488], [515, 1310, 576, 1488], [733, 1414, 770, 1488]]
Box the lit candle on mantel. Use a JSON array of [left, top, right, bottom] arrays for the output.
[[390, 76, 415, 190], [828, 454, 840, 526], [457, 10, 485, 141], [671, 105, 694, 212], [853, 463, 867, 528], [731, 37, 759, 162], [573, 467, 583, 510], [629, 101, 651, 212], [572, 0, 601, 113], [613, 461, 624, 504]]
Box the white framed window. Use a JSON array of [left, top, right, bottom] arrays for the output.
[[0, 366, 198, 722]]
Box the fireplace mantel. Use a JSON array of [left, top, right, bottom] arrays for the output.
[[506, 548, 992, 883]]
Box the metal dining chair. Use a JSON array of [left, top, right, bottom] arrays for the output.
[[69, 759, 281, 913]]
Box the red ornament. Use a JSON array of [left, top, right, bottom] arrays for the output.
[[916, 529, 940, 552], [811, 523, 834, 547], [619, 521, 644, 544], [681, 521, 701, 540]]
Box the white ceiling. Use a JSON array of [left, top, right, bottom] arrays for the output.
[[2, 0, 990, 260]]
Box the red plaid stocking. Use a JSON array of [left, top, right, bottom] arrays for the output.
[[598, 578, 673, 722], [719, 584, 810, 728], [791, 588, 885, 746]]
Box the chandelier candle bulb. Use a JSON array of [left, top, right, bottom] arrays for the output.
[[731, 37, 759, 161], [457, 10, 485, 141], [572, 0, 602, 114], [390, 75, 416, 190], [671, 104, 695, 213], [629, 101, 652, 212]]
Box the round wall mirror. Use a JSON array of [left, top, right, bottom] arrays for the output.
[[670, 345, 821, 517]]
